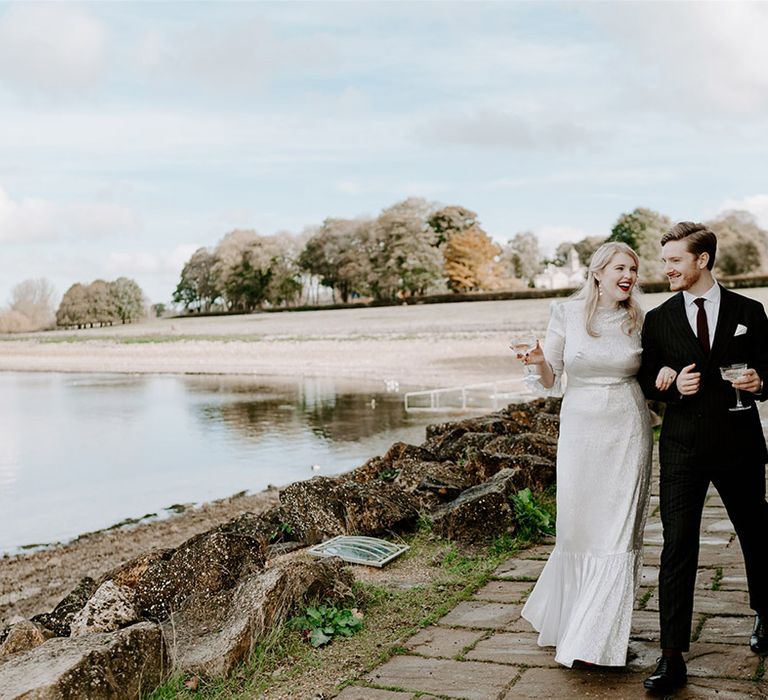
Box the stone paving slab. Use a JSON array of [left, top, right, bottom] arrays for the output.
[[703, 518, 737, 532], [640, 565, 658, 584], [632, 610, 662, 643], [642, 587, 752, 615], [465, 631, 560, 668], [404, 627, 485, 658], [721, 571, 750, 590], [698, 615, 755, 644], [472, 580, 532, 604], [684, 642, 763, 679], [504, 667, 651, 699], [505, 667, 768, 699], [364, 656, 519, 699], [492, 559, 545, 580], [334, 688, 413, 700], [437, 601, 523, 629]]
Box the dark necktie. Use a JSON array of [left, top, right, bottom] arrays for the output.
[[694, 298, 710, 353]]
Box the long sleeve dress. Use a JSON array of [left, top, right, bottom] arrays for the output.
[[521, 299, 653, 667]]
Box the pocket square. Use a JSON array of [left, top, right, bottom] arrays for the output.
[[735, 324, 748, 336]]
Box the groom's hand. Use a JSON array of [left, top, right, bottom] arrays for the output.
[[732, 368, 762, 394], [676, 363, 700, 395]]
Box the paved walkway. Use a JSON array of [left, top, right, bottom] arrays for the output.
[[336, 458, 768, 699]]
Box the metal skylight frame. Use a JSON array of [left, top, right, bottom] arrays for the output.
[[307, 535, 409, 568]]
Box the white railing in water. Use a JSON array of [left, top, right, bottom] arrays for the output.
[[404, 379, 529, 413]]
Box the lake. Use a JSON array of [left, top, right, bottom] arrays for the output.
[[0, 372, 441, 554]]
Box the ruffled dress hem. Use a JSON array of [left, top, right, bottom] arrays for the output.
[[521, 547, 642, 668]]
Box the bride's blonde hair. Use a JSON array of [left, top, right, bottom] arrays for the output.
[[573, 241, 643, 337]]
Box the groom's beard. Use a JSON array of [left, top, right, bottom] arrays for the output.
[[667, 267, 702, 292]]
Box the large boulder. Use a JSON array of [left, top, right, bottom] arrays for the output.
[[0, 622, 166, 700], [69, 581, 141, 637], [431, 468, 524, 542], [0, 621, 54, 659], [467, 433, 557, 484], [278, 476, 419, 543], [31, 577, 97, 637], [95, 529, 265, 623], [161, 556, 352, 678]]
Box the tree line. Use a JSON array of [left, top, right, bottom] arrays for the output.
[[173, 199, 768, 313], [56, 277, 146, 328], [173, 198, 544, 312]]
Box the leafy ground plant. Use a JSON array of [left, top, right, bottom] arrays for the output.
[[510, 487, 556, 540], [292, 604, 364, 647]]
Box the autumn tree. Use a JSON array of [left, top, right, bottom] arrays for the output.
[[429, 206, 504, 292], [56, 283, 89, 328], [607, 207, 671, 282], [443, 226, 505, 292]]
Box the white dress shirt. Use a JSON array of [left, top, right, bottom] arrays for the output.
[[682, 280, 720, 349]]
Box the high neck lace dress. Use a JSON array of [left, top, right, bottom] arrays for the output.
[[521, 299, 653, 667]]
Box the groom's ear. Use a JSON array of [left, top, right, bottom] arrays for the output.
[[697, 252, 710, 269]]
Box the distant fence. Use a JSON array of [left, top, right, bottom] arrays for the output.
[[404, 379, 527, 413]]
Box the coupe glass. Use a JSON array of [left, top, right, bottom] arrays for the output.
[[510, 333, 541, 385], [720, 363, 751, 412]]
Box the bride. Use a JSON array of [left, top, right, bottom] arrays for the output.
[[514, 241, 668, 667]]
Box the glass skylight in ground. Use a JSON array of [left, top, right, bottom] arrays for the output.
[[307, 535, 409, 567]]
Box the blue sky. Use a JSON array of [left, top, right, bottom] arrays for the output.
[[2, 0, 768, 305]]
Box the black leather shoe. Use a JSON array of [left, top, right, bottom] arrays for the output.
[[643, 655, 687, 693], [751, 614, 768, 654]]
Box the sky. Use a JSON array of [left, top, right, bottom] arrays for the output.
[[2, 1, 768, 306]]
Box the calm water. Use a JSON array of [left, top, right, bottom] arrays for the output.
[[0, 372, 438, 554]]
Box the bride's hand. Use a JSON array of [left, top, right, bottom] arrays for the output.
[[655, 365, 677, 391], [521, 340, 545, 366]]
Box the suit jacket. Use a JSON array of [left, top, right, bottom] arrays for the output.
[[639, 286, 768, 467]]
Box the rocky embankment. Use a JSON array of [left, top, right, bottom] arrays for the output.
[[0, 398, 561, 699]]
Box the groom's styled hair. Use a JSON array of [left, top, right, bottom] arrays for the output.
[[660, 222, 717, 270]]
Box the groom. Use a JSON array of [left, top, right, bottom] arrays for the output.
[[638, 221, 768, 692]]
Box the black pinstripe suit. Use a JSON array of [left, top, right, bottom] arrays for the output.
[[639, 286, 768, 650]]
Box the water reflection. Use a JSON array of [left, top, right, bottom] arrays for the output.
[[0, 372, 434, 553]]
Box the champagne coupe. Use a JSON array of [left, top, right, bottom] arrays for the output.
[[511, 333, 541, 386], [720, 363, 751, 412]]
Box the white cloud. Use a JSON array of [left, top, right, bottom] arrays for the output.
[[103, 244, 200, 277], [416, 109, 599, 150], [0, 3, 107, 96], [719, 194, 768, 229], [587, 2, 768, 115], [0, 186, 138, 243], [135, 16, 334, 93]]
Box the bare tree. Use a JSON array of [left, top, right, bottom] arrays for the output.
[[501, 232, 541, 287], [9, 278, 56, 329]]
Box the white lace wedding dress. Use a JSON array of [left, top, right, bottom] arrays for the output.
[[521, 299, 653, 667]]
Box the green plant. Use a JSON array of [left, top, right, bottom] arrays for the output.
[[510, 487, 556, 540], [376, 468, 400, 482], [269, 522, 294, 543], [293, 604, 363, 647]]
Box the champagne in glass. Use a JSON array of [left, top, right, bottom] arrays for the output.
[[720, 362, 751, 412], [510, 333, 541, 384]]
